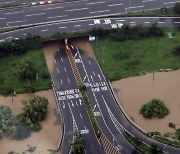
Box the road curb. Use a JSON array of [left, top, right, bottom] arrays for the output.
[[106, 79, 180, 150], [51, 74, 65, 151]]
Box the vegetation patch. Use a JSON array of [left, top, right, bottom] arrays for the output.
[[92, 27, 180, 80], [125, 132, 163, 154], [80, 86, 101, 138], [0, 96, 48, 140], [71, 133, 85, 154], [140, 99, 169, 119], [0, 49, 51, 95]]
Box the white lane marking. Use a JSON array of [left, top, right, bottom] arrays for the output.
[[144, 22, 150, 24], [89, 23, 94, 26], [126, 5, 144, 9], [93, 71, 95, 76], [89, 60, 91, 65], [0, 18, 6, 20], [79, 99, 82, 106], [80, 113, 82, 119], [74, 25, 81, 27], [57, 68, 59, 74], [44, 6, 63, 10], [71, 100, 74, 107], [164, 1, 180, 5], [47, 15, 67, 19], [116, 19, 125, 22], [7, 20, 26, 24], [74, 53, 78, 58], [68, 78, 70, 83], [61, 57, 63, 62], [64, 67, 66, 72], [87, 1, 106, 5], [158, 22, 165, 24], [5, 11, 24, 15], [54, 59, 56, 63], [0, 1, 15, 5], [83, 75, 87, 82], [41, 29, 48, 32], [59, 26, 66, 29], [108, 3, 123, 7], [174, 22, 180, 24], [98, 74, 101, 81], [26, 13, 45, 17], [23, 33, 27, 36], [90, 75, 94, 82], [130, 21, 136, 24], [90, 10, 110, 14], [76, 101, 78, 106], [142, 0, 156, 2], [93, 104, 97, 111], [71, 45, 74, 49], [65, 8, 88, 12], [84, 126, 86, 130], [60, 79, 63, 84], [63, 101, 65, 108]]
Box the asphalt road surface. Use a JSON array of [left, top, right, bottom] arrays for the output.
[[0, 17, 179, 41], [0, 0, 178, 28], [69, 44, 180, 154], [52, 46, 105, 154]]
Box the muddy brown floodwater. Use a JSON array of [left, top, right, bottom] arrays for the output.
[[112, 70, 180, 135], [0, 90, 61, 153]]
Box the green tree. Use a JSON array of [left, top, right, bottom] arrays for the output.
[[71, 133, 85, 154], [175, 3, 180, 14], [18, 57, 37, 81], [140, 99, 169, 119], [21, 96, 48, 130]]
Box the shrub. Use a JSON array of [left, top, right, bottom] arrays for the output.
[[169, 122, 176, 129], [173, 45, 180, 56], [175, 3, 180, 14], [140, 99, 169, 119], [175, 128, 180, 141], [18, 57, 37, 81]]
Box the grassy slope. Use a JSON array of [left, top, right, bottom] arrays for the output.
[[0, 49, 51, 95], [92, 28, 180, 80], [128, 7, 178, 16]]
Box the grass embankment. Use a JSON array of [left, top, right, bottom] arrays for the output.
[[125, 133, 163, 154], [0, 49, 51, 95], [125, 7, 178, 16], [92, 28, 180, 81]]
